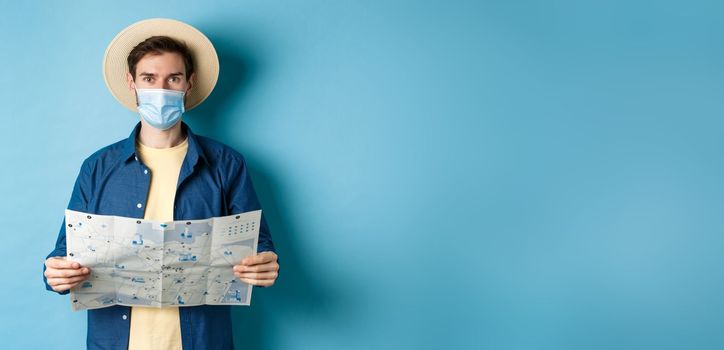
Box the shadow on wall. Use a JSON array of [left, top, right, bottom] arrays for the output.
[[188, 28, 344, 349]]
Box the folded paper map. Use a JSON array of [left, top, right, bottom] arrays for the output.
[[64, 209, 261, 311]]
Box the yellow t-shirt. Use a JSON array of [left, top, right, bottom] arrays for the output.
[[128, 136, 189, 350]]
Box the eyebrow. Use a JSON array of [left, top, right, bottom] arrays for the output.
[[138, 72, 185, 77]]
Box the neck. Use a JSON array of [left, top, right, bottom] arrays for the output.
[[137, 120, 186, 148]]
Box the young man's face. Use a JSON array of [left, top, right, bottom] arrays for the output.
[[126, 51, 194, 93]]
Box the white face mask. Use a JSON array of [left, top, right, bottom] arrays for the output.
[[135, 88, 186, 130]]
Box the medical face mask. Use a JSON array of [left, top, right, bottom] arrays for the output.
[[135, 88, 186, 130]]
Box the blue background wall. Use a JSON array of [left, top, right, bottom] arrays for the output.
[[1, 1, 723, 349]]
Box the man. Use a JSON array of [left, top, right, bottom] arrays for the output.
[[42, 18, 279, 349]]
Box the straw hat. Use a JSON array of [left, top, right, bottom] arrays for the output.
[[103, 18, 219, 112]]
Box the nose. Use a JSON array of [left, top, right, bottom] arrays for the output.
[[162, 79, 171, 90]]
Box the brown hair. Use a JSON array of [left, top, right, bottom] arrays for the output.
[[127, 36, 195, 80]]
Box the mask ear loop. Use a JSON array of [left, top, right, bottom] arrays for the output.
[[131, 81, 139, 107], [182, 88, 189, 112]]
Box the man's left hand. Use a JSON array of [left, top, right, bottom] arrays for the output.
[[233, 251, 279, 287]]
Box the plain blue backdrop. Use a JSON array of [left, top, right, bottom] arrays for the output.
[[1, 1, 724, 349]]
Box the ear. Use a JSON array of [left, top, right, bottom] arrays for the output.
[[186, 72, 195, 94], [126, 72, 139, 106], [126, 72, 136, 91]]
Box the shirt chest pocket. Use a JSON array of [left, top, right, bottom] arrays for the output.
[[173, 179, 226, 219]]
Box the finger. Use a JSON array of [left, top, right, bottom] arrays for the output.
[[234, 271, 278, 280], [46, 257, 81, 269], [240, 252, 276, 266], [45, 267, 90, 278], [52, 284, 72, 292], [48, 273, 90, 284], [45, 267, 90, 279], [47, 256, 80, 269], [48, 274, 89, 286], [238, 277, 275, 287], [52, 282, 81, 292], [234, 262, 279, 273]]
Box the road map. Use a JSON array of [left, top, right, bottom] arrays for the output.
[[64, 209, 261, 311]]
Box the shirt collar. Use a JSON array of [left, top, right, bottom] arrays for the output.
[[120, 121, 208, 166]]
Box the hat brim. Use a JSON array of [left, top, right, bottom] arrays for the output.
[[103, 18, 219, 112]]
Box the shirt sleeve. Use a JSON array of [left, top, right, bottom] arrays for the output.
[[224, 152, 277, 255], [43, 158, 92, 295]]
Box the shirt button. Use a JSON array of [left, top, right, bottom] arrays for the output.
[[134, 156, 138, 161], [137, 203, 143, 208], [122, 314, 128, 320], [144, 169, 148, 174]]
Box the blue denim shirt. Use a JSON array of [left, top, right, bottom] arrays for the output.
[[43, 121, 276, 350]]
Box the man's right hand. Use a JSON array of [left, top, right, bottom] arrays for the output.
[[44, 256, 91, 292]]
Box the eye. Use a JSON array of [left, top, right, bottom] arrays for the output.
[[169, 76, 180, 82], [142, 77, 152, 82]]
